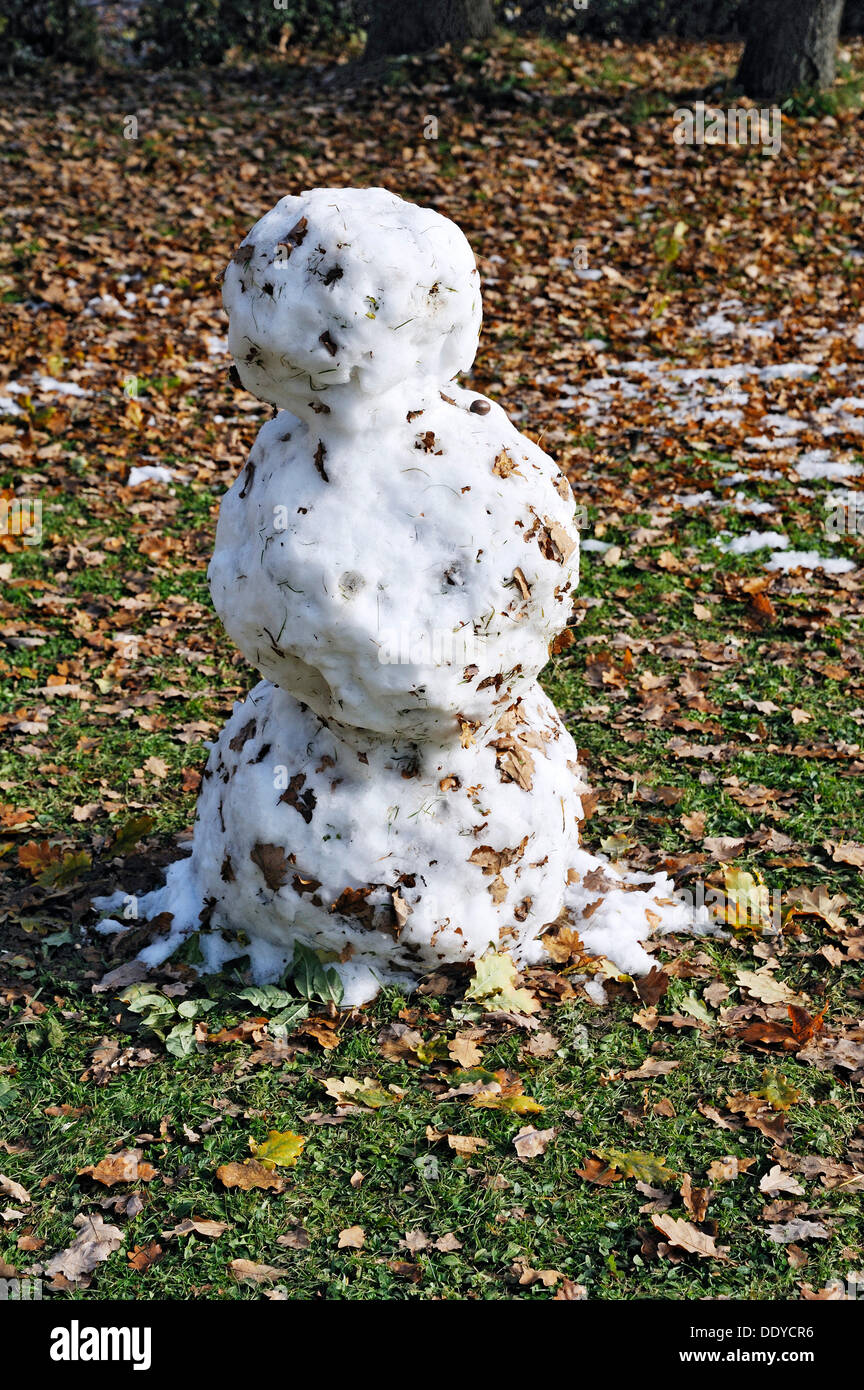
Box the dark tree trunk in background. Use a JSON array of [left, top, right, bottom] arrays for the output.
[[364, 0, 495, 60], [736, 0, 845, 98]]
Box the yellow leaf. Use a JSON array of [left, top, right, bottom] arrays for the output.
[[754, 1070, 802, 1112], [472, 1091, 543, 1115], [465, 951, 539, 1015], [250, 1130, 304, 1169]]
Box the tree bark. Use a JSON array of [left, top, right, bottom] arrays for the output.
[[364, 0, 495, 60], [736, 0, 845, 99]]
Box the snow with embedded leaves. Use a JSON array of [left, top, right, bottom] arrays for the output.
[[98, 188, 705, 1003]]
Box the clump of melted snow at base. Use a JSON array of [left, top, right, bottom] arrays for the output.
[[108, 186, 709, 1006]]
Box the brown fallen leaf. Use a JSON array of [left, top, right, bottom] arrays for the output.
[[759, 1165, 806, 1197], [435, 1232, 462, 1252], [127, 1241, 162, 1272], [707, 1156, 756, 1183], [161, 1218, 228, 1240], [826, 841, 864, 868], [681, 1174, 711, 1222], [378, 1022, 424, 1062], [623, 1058, 680, 1080], [576, 1156, 622, 1186], [337, 1225, 365, 1250], [231, 1258, 289, 1283], [78, 1148, 157, 1187], [514, 1126, 557, 1160], [44, 1213, 123, 1285], [447, 1133, 489, 1155], [296, 1018, 341, 1050], [206, 1017, 268, 1044], [0, 1173, 31, 1205], [555, 1279, 588, 1300], [766, 1219, 830, 1244], [276, 1226, 310, 1250], [651, 1213, 729, 1260], [215, 1160, 285, 1193], [448, 1033, 484, 1068]]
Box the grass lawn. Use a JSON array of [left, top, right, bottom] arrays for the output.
[[1, 32, 862, 1300]]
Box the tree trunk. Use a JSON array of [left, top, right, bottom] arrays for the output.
[[736, 0, 845, 99], [364, 0, 495, 60]]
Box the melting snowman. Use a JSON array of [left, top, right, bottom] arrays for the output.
[[100, 188, 702, 1004]]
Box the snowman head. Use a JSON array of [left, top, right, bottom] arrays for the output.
[[223, 187, 482, 421]]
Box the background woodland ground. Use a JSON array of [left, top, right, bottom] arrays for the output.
[[0, 32, 863, 1300]]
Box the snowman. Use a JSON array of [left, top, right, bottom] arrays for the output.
[[108, 188, 701, 1004]]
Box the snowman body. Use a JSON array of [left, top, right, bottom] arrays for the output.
[[121, 188, 697, 1003]]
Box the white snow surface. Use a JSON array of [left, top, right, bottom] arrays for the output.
[[109, 187, 709, 1003], [127, 465, 176, 488]]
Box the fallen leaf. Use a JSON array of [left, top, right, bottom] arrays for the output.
[[514, 1126, 557, 1160], [651, 1213, 728, 1260], [78, 1149, 157, 1187], [216, 1160, 286, 1192], [249, 1130, 305, 1169], [127, 1241, 162, 1272], [44, 1213, 123, 1285], [337, 1225, 365, 1250], [230, 1258, 289, 1283]]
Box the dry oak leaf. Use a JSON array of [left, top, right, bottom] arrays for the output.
[[681, 1174, 711, 1222], [576, 1156, 622, 1186], [448, 1033, 484, 1068], [161, 1218, 228, 1240], [759, 1165, 806, 1197], [735, 968, 804, 1007], [337, 1226, 365, 1250], [514, 1126, 557, 1160], [231, 1259, 289, 1283], [623, 1058, 680, 1080], [0, 1173, 30, 1204], [825, 842, 864, 868], [651, 1214, 729, 1261], [378, 1022, 424, 1062], [276, 1226, 310, 1250], [708, 1156, 756, 1183], [206, 1017, 269, 1045], [447, 1134, 489, 1156], [215, 1160, 286, 1193], [555, 1279, 588, 1300], [127, 1241, 162, 1272], [44, 1213, 123, 1284], [249, 841, 290, 891], [296, 1018, 341, 1050], [766, 1220, 830, 1244], [78, 1149, 157, 1187], [435, 1232, 462, 1252], [250, 1130, 305, 1169]]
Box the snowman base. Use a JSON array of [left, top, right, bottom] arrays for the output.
[[94, 679, 707, 1007]]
